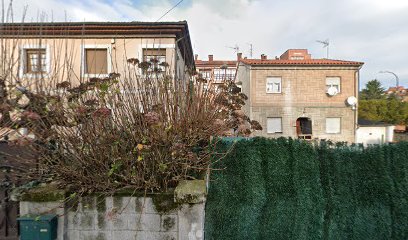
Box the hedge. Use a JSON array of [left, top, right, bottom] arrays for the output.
[[205, 137, 408, 240]]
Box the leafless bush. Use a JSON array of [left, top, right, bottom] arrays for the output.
[[0, 6, 261, 193]]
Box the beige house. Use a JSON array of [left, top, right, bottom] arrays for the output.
[[0, 22, 195, 87], [237, 49, 364, 143]]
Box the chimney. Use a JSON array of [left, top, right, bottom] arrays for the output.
[[194, 54, 198, 61], [237, 52, 242, 61], [208, 55, 213, 62], [261, 54, 267, 60]]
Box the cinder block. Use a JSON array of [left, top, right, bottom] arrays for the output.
[[79, 230, 112, 240], [134, 232, 177, 240], [128, 213, 161, 232], [112, 231, 137, 240], [66, 230, 79, 240], [136, 197, 157, 214], [161, 215, 177, 232]]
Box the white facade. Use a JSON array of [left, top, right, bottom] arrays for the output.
[[356, 125, 395, 146]]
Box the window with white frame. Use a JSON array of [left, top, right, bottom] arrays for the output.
[[267, 117, 282, 133], [20, 45, 50, 76], [326, 77, 341, 93], [326, 117, 341, 134], [143, 48, 166, 73], [82, 45, 111, 77], [25, 49, 46, 73], [266, 77, 282, 93]]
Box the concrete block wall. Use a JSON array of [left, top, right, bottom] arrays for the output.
[[21, 196, 205, 240]]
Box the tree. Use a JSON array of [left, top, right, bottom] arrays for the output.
[[360, 79, 385, 100]]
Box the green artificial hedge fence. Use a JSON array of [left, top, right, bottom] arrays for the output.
[[205, 138, 408, 240]]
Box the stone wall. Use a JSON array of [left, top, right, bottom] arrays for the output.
[[19, 180, 206, 240], [237, 65, 360, 142]]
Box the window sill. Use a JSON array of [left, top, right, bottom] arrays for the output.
[[266, 92, 282, 94], [83, 74, 109, 78], [21, 73, 50, 78], [267, 132, 283, 134]]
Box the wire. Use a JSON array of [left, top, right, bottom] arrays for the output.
[[156, 0, 184, 22]]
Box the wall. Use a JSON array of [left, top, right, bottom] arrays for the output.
[[19, 181, 206, 240], [3, 36, 185, 88], [356, 125, 395, 146], [238, 65, 359, 142], [236, 63, 251, 118]]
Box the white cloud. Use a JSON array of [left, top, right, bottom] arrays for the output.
[[3, 0, 408, 88]]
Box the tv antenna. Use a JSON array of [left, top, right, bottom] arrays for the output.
[[316, 39, 329, 58], [247, 43, 253, 58], [225, 44, 239, 54]]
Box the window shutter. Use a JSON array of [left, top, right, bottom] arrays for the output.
[[85, 49, 108, 74], [267, 118, 282, 133], [326, 118, 341, 133]]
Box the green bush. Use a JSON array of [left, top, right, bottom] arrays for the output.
[[205, 138, 408, 240]]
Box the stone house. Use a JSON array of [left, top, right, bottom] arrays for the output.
[[0, 21, 195, 87], [236, 49, 364, 142]]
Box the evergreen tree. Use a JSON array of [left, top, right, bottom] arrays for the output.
[[360, 79, 385, 100]]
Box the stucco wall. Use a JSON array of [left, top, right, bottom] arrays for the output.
[[356, 126, 395, 146], [3, 36, 186, 88]]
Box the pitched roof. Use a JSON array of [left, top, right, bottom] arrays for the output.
[[0, 21, 195, 68], [195, 60, 237, 68], [240, 58, 364, 67], [358, 119, 393, 127], [0, 21, 189, 36]]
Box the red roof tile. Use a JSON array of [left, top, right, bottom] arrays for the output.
[[240, 58, 364, 66], [195, 60, 237, 67]]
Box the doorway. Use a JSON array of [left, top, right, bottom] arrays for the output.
[[296, 117, 312, 139]]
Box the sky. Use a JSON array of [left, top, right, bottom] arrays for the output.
[[4, 0, 408, 89]]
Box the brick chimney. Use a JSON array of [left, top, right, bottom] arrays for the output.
[[261, 54, 267, 60], [194, 54, 198, 61], [237, 52, 242, 61], [208, 55, 213, 62]]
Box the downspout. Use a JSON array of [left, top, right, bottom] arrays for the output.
[[354, 68, 360, 143]]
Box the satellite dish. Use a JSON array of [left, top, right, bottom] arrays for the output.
[[346, 96, 358, 106], [326, 87, 338, 96]]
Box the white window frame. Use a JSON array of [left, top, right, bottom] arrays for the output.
[[267, 117, 283, 134], [266, 77, 282, 94], [326, 117, 341, 134], [81, 44, 112, 78], [19, 44, 51, 78], [326, 77, 341, 93]]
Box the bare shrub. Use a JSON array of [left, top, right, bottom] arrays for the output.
[[0, 11, 261, 193]]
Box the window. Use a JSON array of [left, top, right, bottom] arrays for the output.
[[82, 45, 111, 77], [143, 49, 166, 73], [266, 77, 282, 93], [326, 77, 341, 93], [85, 48, 108, 75], [25, 49, 46, 73], [267, 117, 282, 133], [199, 70, 212, 80], [326, 117, 341, 134]]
